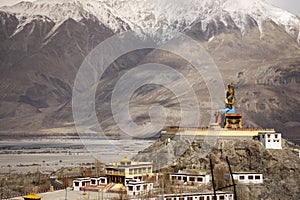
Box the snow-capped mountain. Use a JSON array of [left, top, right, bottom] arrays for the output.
[[0, 0, 299, 141], [1, 0, 300, 42]]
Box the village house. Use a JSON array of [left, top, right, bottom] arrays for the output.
[[225, 172, 263, 184], [158, 191, 234, 200], [170, 170, 210, 185], [125, 179, 154, 196], [73, 177, 92, 191], [90, 176, 107, 187]]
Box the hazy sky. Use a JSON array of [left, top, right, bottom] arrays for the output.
[[0, 0, 299, 16]]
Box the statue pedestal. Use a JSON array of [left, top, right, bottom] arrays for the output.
[[224, 113, 242, 129]]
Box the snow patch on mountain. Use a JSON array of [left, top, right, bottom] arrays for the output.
[[11, 15, 53, 37]]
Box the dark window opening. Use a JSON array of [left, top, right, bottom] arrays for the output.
[[197, 177, 203, 182]]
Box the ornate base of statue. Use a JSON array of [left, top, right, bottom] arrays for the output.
[[224, 113, 242, 129]]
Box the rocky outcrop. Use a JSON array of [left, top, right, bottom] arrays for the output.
[[134, 138, 300, 200]]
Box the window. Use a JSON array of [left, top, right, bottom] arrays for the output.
[[82, 182, 85, 186], [100, 179, 105, 183], [188, 197, 193, 200], [255, 175, 261, 180], [128, 186, 133, 191], [200, 197, 205, 200], [197, 177, 203, 182], [129, 169, 133, 175], [275, 134, 278, 138], [179, 198, 184, 200], [262, 135, 265, 139], [219, 196, 225, 200], [74, 182, 79, 186], [189, 177, 195, 182], [239, 175, 245, 180], [91, 179, 96, 184], [267, 134, 271, 138], [248, 175, 254, 180], [136, 186, 140, 191], [268, 140, 271, 142], [183, 177, 187, 182], [178, 176, 182, 180], [172, 176, 176, 180]]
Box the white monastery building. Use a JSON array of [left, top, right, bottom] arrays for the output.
[[259, 132, 282, 149]]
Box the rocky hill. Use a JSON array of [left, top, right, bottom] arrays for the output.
[[134, 137, 300, 199]]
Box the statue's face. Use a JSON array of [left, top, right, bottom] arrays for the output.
[[228, 87, 233, 95]]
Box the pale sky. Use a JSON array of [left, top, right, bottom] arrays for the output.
[[0, 0, 299, 16]]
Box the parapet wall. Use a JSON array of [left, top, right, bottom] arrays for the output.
[[160, 128, 275, 141]]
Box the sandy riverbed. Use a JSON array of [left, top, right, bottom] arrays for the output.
[[0, 137, 154, 174]]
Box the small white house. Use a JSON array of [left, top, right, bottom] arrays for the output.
[[170, 170, 210, 185], [73, 177, 91, 191], [126, 179, 153, 196], [259, 132, 282, 149], [158, 191, 234, 200], [90, 176, 107, 187], [225, 172, 263, 184], [90, 178, 98, 187]]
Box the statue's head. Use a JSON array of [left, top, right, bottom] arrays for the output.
[[227, 83, 234, 95]]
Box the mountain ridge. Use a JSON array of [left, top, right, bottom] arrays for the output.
[[1, 0, 300, 42]]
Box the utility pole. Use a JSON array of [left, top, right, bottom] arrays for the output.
[[210, 158, 217, 200], [63, 176, 68, 200], [226, 157, 237, 200], [210, 157, 238, 200]]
